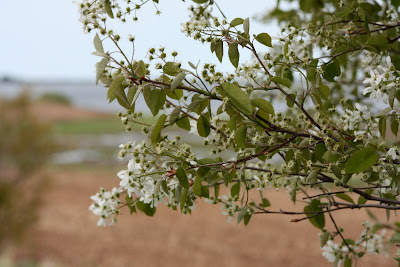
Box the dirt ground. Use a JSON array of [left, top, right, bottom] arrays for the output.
[[9, 167, 396, 267]]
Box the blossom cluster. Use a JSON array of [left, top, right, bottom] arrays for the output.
[[89, 187, 122, 226], [321, 220, 387, 264], [363, 56, 399, 103]]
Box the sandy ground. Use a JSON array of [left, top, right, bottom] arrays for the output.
[[9, 167, 396, 267]]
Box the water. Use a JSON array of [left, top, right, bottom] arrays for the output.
[[0, 80, 148, 112]]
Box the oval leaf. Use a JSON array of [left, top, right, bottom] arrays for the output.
[[345, 148, 378, 173], [235, 125, 247, 149], [104, 0, 114, 18], [271, 76, 291, 88], [230, 17, 244, 27], [228, 43, 239, 68], [197, 115, 211, 137], [243, 18, 250, 35], [171, 72, 186, 92], [93, 33, 104, 54], [252, 98, 274, 114], [151, 114, 167, 144], [107, 76, 125, 102], [255, 33, 272, 47], [176, 167, 190, 189], [95, 58, 109, 85], [220, 83, 252, 116]]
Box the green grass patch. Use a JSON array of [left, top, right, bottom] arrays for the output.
[[53, 118, 125, 135], [48, 162, 122, 175], [52, 115, 158, 135]]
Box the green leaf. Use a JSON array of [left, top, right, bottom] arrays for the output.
[[116, 86, 129, 108], [145, 89, 166, 117], [336, 6, 353, 17], [170, 106, 182, 125], [230, 17, 244, 27], [243, 17, 250, 35], [127, 85, 137, 105], [260, 198, 271, 208], [175, 185, 181, 203], [304, 199, 325, 229], [95, 58, 109, 85], [311, 93, 322, 107], [134, 60, 146, 77], [193, 177, 202, 197], [368, 34, 391, 51], [364, 172, 378, 183], [197, 115, 211, 137], [192, 0, 208, 3], [188, 96, 209, 114], [215, 40, 223, 62], [171, 72, 186, 92], [379, 116, 387, 139], [176, 117, 191, 131], [228, 43, 239, 68], [358, 189, 373, 204], [231, 182, 241, 198], [161, 180, 169, 194], [188, 61, 197, 69], [345, 148, 378, 173], [320, 232, 330, 247], [93, 33, 104, 54], [342, 173, 352, 185], [252, 98, 274, 114], [107, 76, 125, 102], [285, 149, 294, 163], [151, 114, 167, 144], [307, 59, 318, 82], [335, 193, 354, 204], [314, 142, 327, 162], [180, 188, 188, 212], [389, 88, 396, 108], [201, 186, 209, 198], [343, 257, 352, 267], [136, 201, 156, 216], [392, 0, 400, 8], [235, 125, 247, 149], [130, 83, 144, 104], [198, 166, 211, 178], [227, 169, 236, 184], [176, 167, 190, 189], [214, 184, 220, 199], [255, 33, 272, 47], [163, 62, 181, 76], [286, 94, 295, 108], [237, 207, 248, 224], [306, 168, 320, 184], [331, 165, 342, 179], [318, 85, 330, 100], [322, 60, 341, 82], [220, 82, 253, 116], [392, 118, 399, 136], [271, 76, 291, 88], [104, 0, 114, 18], [299, 0, 315, 12], [243, 213, 252, 226]]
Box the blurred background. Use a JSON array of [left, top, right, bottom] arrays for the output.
[[0, 1, 395, 266]]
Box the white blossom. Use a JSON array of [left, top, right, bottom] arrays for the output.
[[89, 187, 123, 227]]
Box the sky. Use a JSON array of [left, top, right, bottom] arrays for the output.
[[0, 0, 278, 81]]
